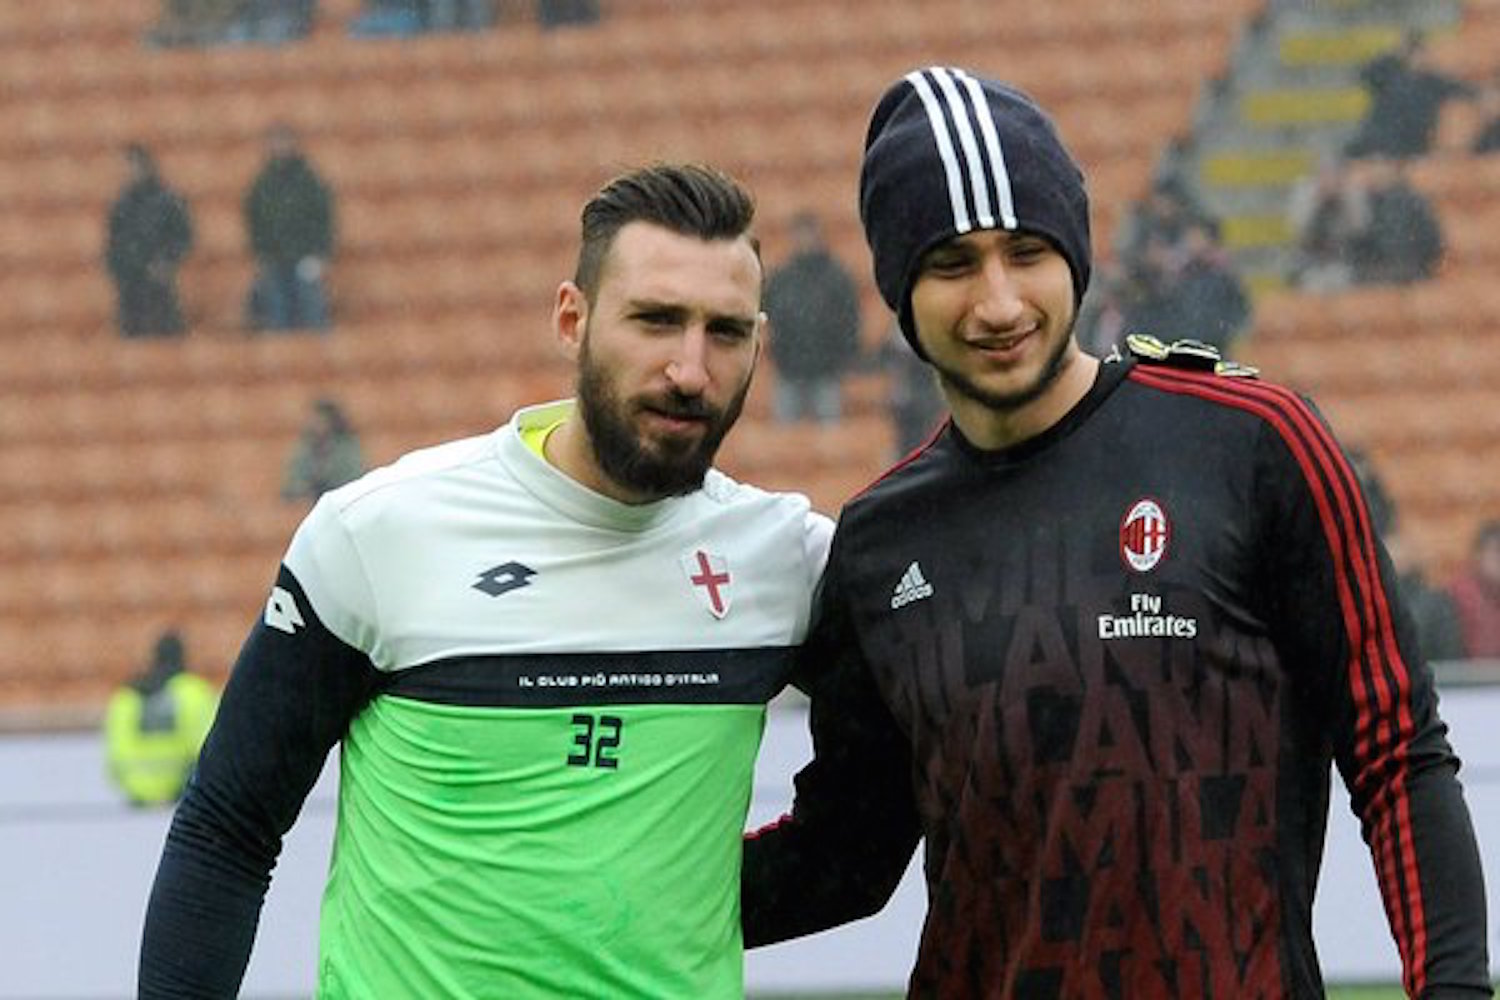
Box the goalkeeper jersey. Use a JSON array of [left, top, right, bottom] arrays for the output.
[[140, 399, 833, 999], [743, 348, 1491, 998]]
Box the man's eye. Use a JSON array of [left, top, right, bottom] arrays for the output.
[[1010, 242, 1049, 263], [925, 256, 972, 276], [709, 323, 753, 342]]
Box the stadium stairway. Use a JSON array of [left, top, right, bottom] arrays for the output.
[[1184, 0, 1465, 292], [1232, 0, 1500, 580]]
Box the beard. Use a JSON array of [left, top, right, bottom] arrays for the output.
[[575, 338, 752, 500], [930, 315, 1075, 414]]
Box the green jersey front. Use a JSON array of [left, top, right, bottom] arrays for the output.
[[320, 697, 765, 997], [279, 402, 832, 997]]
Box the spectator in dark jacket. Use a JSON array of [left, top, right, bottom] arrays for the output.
[[1288, 153, 1366, 291], [1345, 30, 1473, 160], [869, 320, 947, 459], [763, 212, 862, 423], [1121, 219, 1250, 352], [1147, 219, 1251, 351], [1388, 530, 1468, 664], [105, 144, 194, 337], [282, 397, 365, 504], [1347, 158, 1444, 285], [152, 0, 315, 45], [1470, 75, 1500, 154], [244, 122, 335, 332], [1448, 519, 1500, 660]]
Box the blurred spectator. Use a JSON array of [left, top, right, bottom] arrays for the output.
[[1118, 177, 1207, 264], [537, 0, 600, 28], [1387, 528, 1467, 664], [1346, 444, 1397, 539], [282, 397, 365, 503], [241, 0, 317, 41], [763, 211, 862, 424], [1110, 177, 1253, 349], [245, 123, 335, 332], [1288, 154, 1366, 292], [1290, 157, 1442, 289], [1137, 218, 1251, 351], [870, 321, 947, 458], [421, 0, 495, 29], [1345, 30, 1474, 161], [1470, 74, 1500, 154], [105, 144, 194, 338], [150, 0, 245, 46], [104, 630, 219, 807], [1350, 446, 1466, 663], [151, 0, 314, 46], [349, 0, 422, 36], [349, 0, 493, 35], [1148, 133, 1201, 205], [1073, 260, 1133, 357], [1448, 519, 1500, 659], [1345, 158, 1444, 285]]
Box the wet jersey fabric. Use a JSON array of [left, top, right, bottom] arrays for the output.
[[744, 356, 1491, 998], [140, 400, 833, 999]]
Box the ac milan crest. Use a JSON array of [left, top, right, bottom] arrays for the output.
[[1119, 498, 1170, 573], [681, 548, 732, 619]]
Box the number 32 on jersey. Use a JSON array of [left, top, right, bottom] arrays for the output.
[[567, 713, 623, 769]]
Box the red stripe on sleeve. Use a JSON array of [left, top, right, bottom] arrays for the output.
[[1128, 366, 1427, 988]]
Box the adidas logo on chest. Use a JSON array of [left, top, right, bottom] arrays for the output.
[[890, 561, 934, 610]]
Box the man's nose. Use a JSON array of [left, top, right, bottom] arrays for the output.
[[973, 258, 1026, 328], [666, 328, 710, 395]]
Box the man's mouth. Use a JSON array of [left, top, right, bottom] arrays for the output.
[[641, 403, 711, 434], [971, 324, 1038, 354]]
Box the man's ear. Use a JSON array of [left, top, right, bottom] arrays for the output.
[[553, 281, 588, 359]]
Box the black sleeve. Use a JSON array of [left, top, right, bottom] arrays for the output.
[[138, 567, 380, 998], [742, 546, 922, 947], [1255, 403, 1492, 999]]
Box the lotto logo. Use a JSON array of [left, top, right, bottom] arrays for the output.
[[474, 561, 537, 598], [264, 585, 306, 634]]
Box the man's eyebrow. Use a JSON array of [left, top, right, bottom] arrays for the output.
[[624, 298, 688, 315], [920, 242, 974, 265], [708, 313, 758, 334], [625, 299, 757, 328]]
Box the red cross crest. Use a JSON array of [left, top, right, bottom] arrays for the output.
[[1120, 498, 1170, 573], [682, 549, 732, 619]]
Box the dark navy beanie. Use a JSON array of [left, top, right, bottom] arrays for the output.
[[859, 67, 1092, 357]]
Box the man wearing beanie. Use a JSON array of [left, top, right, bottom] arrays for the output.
[[744, 67, 1491, 997]]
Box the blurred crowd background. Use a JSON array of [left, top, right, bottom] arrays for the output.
[[2, 0, 1499, 736]]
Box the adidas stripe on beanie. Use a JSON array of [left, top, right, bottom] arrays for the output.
[[859, 66, 1092, 357]]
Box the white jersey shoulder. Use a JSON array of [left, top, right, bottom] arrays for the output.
[[282, 401, 833, 672]]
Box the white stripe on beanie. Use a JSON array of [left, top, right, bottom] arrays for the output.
[[929, 68, 997, 230], [952, 67, 1018, 230], [903, 67, 1019, 236], [903, 69, 972, 233]]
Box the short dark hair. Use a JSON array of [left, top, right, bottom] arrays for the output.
[[312, 397, 352, 435], [573, 163, 759, 300], [152, 629, 185, 672]]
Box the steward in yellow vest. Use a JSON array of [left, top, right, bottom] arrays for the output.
[[105, 630, 218, 806]]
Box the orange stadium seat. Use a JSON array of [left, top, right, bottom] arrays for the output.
[[1427, 16, 1500, 79]]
